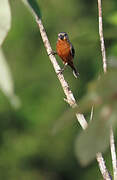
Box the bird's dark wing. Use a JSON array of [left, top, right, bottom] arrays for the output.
[[70, 44, 75, 59]]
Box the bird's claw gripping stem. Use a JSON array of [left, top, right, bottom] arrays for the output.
[[48, 51, 57, 56]]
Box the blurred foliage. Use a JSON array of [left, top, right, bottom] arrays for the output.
[[75, 70, 117, 165], [0, 0, 117, 179]]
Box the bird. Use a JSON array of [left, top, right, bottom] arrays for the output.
[[56, 32, 79, 78]]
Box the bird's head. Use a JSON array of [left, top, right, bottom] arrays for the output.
[[58, 32, 69, 41]]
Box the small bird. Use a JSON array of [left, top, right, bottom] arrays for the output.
[[56, 32, 79, 78]]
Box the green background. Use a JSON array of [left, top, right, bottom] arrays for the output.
[[1, 0, 117, 179]]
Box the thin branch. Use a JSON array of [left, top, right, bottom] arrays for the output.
[[76, 113, 88, 130], [110, 127, 117, 180], [36, 16, 89, 130], [98, 0, 107, 73], [35, 16, 110, 180], [90, 106, 94, 122], [98, 0, 117, 179], [96, 153, 112, 180]]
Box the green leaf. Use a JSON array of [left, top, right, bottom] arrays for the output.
[[75, 104, 117, 166], [0, 0, 11, 46], [22, 0, 41, 18]]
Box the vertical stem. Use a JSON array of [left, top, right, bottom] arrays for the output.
[[110, 127, 117, 180], [98, 0, 107, 73], [98, 0, 117, 179]]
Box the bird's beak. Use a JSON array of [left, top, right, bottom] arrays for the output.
[[63, 36, 66, 40]]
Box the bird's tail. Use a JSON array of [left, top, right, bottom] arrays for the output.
[[69, 63, 79, 78], [73, 68, 79, 78]]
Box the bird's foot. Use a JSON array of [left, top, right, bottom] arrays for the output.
[[48, 51, 57, 56], [57, 68, 64, 75]]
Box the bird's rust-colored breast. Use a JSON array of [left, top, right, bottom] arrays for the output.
[[56, 39, 73, 63]]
